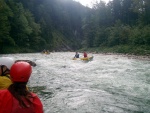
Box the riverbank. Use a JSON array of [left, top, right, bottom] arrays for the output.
[[80, 45, 150, 55], [79, 45, 150, 60]]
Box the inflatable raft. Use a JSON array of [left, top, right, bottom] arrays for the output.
[[73, 56, 93, 61], [72, 57, 81, 60], [80, 56, 93, 61]]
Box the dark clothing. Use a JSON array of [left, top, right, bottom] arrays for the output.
[[74, 54, 79, 58]]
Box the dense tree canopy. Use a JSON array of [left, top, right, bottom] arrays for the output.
[[0, 0, 150, 54]]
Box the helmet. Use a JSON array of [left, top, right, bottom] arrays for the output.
[[0, 57, 15, 69], [10, 62, 32, 82]]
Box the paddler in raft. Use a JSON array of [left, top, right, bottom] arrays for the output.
[[74, 52, 79, 58], [83, 52, 87, 58]]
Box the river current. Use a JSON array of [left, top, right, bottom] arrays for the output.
[[1, 52, 150, 113]]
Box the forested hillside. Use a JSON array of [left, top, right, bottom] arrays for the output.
[[0, 0, 150, 54]]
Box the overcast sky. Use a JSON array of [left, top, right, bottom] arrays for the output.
[[74, 0, 111, 7]]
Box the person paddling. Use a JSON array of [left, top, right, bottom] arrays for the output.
[[83, 52, 87, 58], [74, 52, 79, 58], [0, 62, 43, 113]]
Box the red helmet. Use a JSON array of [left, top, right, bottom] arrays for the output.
[[10, 62, 32, 82]]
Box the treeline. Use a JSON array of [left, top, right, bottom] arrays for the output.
[[83, 0, 150, 54], [0, 0, 86, 53], [0, 0, 150, 54]]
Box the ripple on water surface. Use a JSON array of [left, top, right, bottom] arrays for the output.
[[3, 53, 150, 113]]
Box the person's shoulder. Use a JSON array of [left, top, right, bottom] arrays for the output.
[[0, 89, 8, 93], [0, 75, 12, 82], [0, 89, 10, 96], [30, 92, 43, 105], [0, 74, 10, 78], [31, 92, 38, 97]]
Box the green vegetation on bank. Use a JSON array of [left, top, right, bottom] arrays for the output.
[[81, 45, 150, 55]]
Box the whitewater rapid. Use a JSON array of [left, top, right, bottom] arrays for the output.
[[2, 52, 150, 113]]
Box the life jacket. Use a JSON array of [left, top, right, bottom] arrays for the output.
[[0, 75, 12, 90], [0, 90, 43, 113], [12, 94, 35, 113], [75, 54, 79, 58]]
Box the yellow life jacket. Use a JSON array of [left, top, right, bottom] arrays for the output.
[[0, 75, 12, 90]]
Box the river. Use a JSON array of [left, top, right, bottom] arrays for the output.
[[2, 52, 150, 113]]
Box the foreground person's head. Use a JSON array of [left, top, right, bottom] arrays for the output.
[[10, 61, 32, 83]]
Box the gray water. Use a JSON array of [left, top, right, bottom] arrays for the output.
[[2, 52, 150, 113]]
